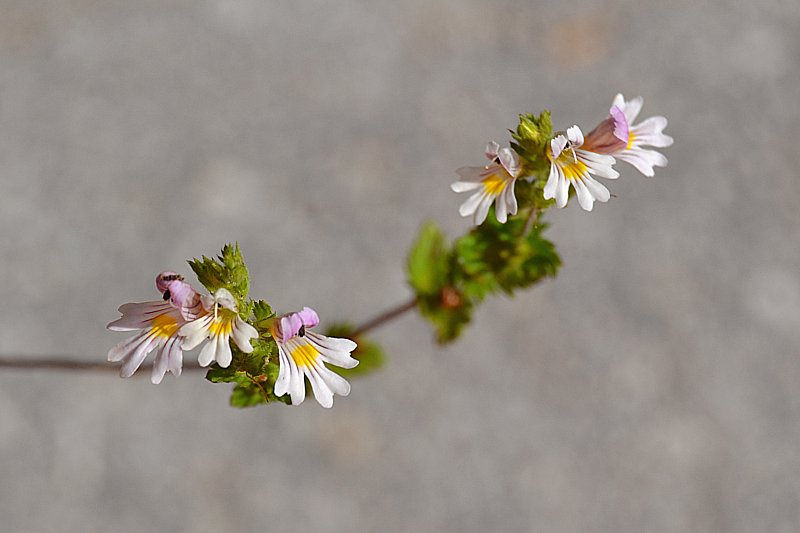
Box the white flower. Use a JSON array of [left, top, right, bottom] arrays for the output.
[[544, 125, 619, 211], [585, 94, 673, 177], [179, 288, 258, 368], [107, 272, 202, 384], [270, 307, 358, 408], [451, 141, 521, 225]]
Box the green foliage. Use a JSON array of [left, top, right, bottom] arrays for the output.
[[511, 110, 552, 176], [406, 207, 560, 343], [417, 291, 474, 344], [454, 210, 560, 297], [407, 222, 449, 296], [252, 299, 275, 328], [188, 243, 251, 314], [324, 324, 385, 378], [406, 221, 475, 343], [206, 338, 290, 408]]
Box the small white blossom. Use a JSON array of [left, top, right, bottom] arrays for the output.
[[451, 141, 521, 225], [180, 288, 258, 368], [270, 307, 358, 408], [107, 272, 202, 383], [584, 94, 673, 177], [544, 125, 619, 211]]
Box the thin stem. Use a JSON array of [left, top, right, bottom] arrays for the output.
[[351, 297, 417, 338], [0, 298, 419, 373]]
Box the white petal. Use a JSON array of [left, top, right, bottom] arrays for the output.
[[108, 331, 149, 362], [612, 93, 626, 112], [151, 339, 171, 385], [495, 193, 508, 223], [618, 148, 668, 177], [455, 166, 487, 182], [566, 125, 584, 146], [582, 175, 611, 203], [498, 147, 520, 177], [274, 346, 291, 398], [120, 334, 160, 378], [485, 141, 500, 159], [632, 116, 673, 147], [167, 337, 183, 377], [231, 318, 258, 353], [473, 194, 493, 225], [306, 332, 357, 353], [573, 178, 595, 211], [543, 163, 559, 200], [288, 349, 306, 406], [450, 180, 483, 193], [305, 365, 334, 408], [578, 150, 618, 179], [504, 181, 518, 216], [550, 135, 568, 159], [107, 301, 173, 331], [212, 288, 238, 312], [458, 190, 485, 218], [621, 95, 644, 123], [555, 168, 569, 208], [316, 364, 351, 396], [216, 334, 232, 368], [197, 339, 217, 367], [307, 333, 359, 369]]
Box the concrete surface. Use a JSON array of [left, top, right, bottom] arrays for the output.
[[1, 0, 799, 531]]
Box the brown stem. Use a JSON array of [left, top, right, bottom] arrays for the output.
[[0, 298, 419, 372], [351, 297, 417, 338], [0, 357, 205, 373]]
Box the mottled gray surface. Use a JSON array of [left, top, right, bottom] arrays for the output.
[[0, 0, 798, 531]]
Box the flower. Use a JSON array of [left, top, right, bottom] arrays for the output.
[[545, 125, 620, 211], [583, 94, 673, 177], [179, 288, 258, 368], [269, 307, 358, 408], [451, 141, 521, 225], [107, 272, 202, 384]]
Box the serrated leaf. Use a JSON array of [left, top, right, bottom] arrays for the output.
[[253, 300, 275, 323], [187, 242, 250, 307], [453, 211, 560, 299]]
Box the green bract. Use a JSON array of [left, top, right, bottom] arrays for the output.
[[188, 243, 252, 317]]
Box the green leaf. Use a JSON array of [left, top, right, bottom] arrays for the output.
[[453, 212, 560, 298], [407, 222, 450, 296], [252, 299, 275, 325], [188, 243, 250, 308], [230, 382, 269, 408]]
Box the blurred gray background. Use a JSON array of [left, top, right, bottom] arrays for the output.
[[0, 0, 798, 531]]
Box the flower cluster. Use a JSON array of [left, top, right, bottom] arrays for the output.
[[107, 271, 358, 408], [452, 94, 673, 219]]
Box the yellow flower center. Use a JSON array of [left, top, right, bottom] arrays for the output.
[[626, 132, 636, 150], [291, 343, 319, 368], [560, 159, 588, 181], [150, 313, 180, 338], [209, 309, 235, 337], [482, 172, 508, 196]]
